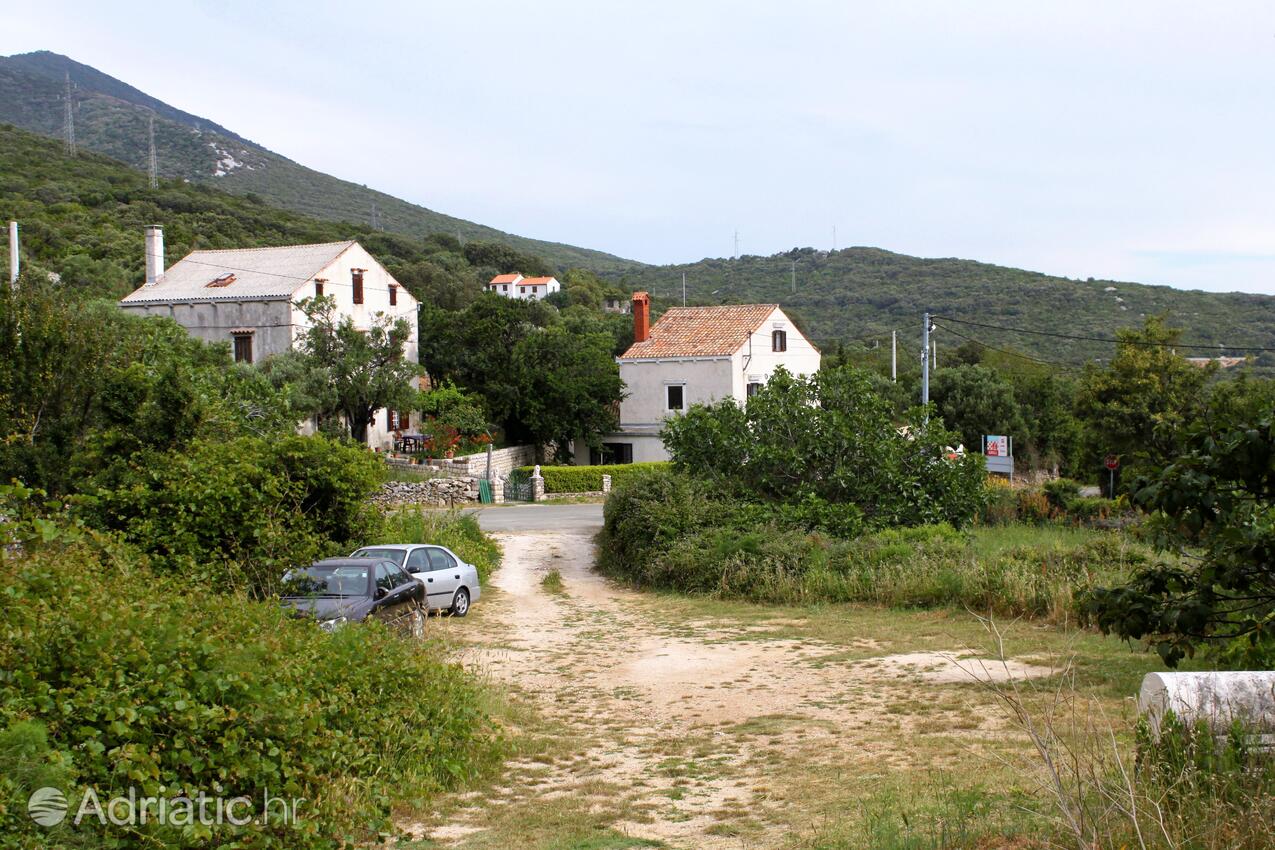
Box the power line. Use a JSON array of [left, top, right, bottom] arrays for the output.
[[933, 314, 1275, 353], [931, 322, 1089, 373]]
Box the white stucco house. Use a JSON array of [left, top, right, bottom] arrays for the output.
[[118, 226, 420, 449], [577, 291, 821, 464], [485, 273, 561, 301]]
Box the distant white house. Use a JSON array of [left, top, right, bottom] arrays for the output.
[[576, 292, 821, 464], [485, 273, 561, 301], [118, 226, 420, 449]]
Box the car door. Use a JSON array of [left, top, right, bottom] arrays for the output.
[[404, 546, 430, 580], [372, 561, 411, 628], [389, 561, 424, 609], [421, 546, 460, 609]]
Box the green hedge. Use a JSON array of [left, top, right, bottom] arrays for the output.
[[0, 531, 502, 849], [513, 461, 669, 493]]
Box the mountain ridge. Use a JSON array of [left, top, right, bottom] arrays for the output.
[[0, 50, 640, 273]]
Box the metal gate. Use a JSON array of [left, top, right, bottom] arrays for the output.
[[504, 470, 533, 502]]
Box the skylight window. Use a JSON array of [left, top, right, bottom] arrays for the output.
[[206, 273, 236, 288]]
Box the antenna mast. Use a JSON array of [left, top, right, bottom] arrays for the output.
[[370, 200, 381, 231], [63, 72, 76, 156], [147, 114, 158, 189], [733, 229, 739, 259], [791, 259, 796, 294], [681, 271, 686, 306]]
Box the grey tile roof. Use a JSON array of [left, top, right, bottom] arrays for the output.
[[120, 241, 356, 304]]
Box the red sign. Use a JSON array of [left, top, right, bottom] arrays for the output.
[[1104, 454, 1120, 471]]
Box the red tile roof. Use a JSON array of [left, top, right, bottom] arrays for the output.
[[621, 304, 780, 359], [521, 276, 557, 285], [490, 273, 521, 284]]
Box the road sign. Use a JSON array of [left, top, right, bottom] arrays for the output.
[[1105, 454, 1120, 471]]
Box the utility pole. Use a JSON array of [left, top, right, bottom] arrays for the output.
[[681, 271, 686, 306], [932, 337, 937, 370], [891, 330, 897, 382], [147, 114, 158, 189], [63, 72, 76, 156], [921, 312, 931, 408], [8, 221, 18, 287]]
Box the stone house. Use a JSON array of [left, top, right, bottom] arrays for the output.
[[576, 292, 821, 464], [118, 226, 419, 449]]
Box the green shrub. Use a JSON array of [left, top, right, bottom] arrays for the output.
[[0, 536, 502, 849], [513, 462, 670, 493], [1063, 496, 1118, 524], [377, 508, 502, 582], [75, 434, 384, 597], [1043, 477, 1083, 509], [979, 485, 1019, 525], [1015, 489, 1053, 524]]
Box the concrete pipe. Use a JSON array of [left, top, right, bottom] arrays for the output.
[[1139, 671, 1275, 740]]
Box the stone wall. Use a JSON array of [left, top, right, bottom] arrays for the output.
[[372, 477, 481, 508], [423, 444, 537, 479]]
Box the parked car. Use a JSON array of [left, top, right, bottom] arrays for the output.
[[280, 557, 426, 637], [349, 544, 480, 616]]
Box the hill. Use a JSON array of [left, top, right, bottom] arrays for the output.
[[612, 247, 1275, 365], [0, 50, 639, 273], [0, 122, 556, 307]]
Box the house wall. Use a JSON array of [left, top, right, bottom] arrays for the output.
[[617, 357, 735, 427], [730, 306, 822, 396], [119, 299, 294, 359]]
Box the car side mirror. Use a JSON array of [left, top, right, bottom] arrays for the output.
[[375, 587, 388, 600]]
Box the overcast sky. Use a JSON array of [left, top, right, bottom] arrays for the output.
[[3, 1, 1274, 292]]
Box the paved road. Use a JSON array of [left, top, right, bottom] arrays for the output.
[[466, 502, 603, 532]]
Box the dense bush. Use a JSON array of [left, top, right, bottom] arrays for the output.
[[663, 366, 988, 531], [75, 434, 385, 597], [599, 470, 1147, 616], [514, 461, 670, 494], [0, 530, 502, 849]]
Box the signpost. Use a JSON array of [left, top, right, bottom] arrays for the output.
[[984, 435, 1014, 481], [1105, 454, 1119, 498]]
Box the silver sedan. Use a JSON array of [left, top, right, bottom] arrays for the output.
[[349, 544, 481, 616]]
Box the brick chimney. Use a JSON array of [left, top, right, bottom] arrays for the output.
[[144, 225, 165, 285], [632, 291, 650, 343]]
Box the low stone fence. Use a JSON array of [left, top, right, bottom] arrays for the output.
[[372, 477, 483, 508], [422, 445, 537, 479]]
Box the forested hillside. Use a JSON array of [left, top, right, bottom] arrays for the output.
[[0, 122, 552, 306], [612, 247, 1275, 364], [0, 50, 638, 272]]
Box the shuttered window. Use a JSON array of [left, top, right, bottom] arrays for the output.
[[352, 270, 364, 305]]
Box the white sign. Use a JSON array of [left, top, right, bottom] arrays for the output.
[[986, 435, 1008, 457]]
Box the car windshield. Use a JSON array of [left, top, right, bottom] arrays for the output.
[[350, 547, 406, 566], [282, 564, 370, 598]]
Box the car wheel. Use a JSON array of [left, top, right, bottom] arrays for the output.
[[450, 588, 470, 617], [409, 606, 426, 639]]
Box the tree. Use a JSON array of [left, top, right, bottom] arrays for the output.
[[930, 364, 1027, 453], [661, 366, 987, 530], [509, 327, 623, 461], [295, 296, 421, 444], [1081, 386, 1275, 667], [1075, 316, 1212, 480]]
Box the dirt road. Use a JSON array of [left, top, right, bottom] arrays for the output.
[[412, 528, 1053, 849]]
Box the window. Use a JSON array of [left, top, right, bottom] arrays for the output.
[[427, 548, 455, 570], [352, 269, 364, 305], [314, 278, 325, 297], [232, 332, 253, 364], [520, 286, 526, 294], [747, 382, 763, 398], [389, 284, 397, 306], [388, 562, 413, 588], [406, 548, 429, 572], [667, 384, 685, 412], [398, 410, 410, 430], [772, 329, 787, 352], [374, 562, 397, 594], [590, 442, 634, 465], [502, 284, 509, 292]]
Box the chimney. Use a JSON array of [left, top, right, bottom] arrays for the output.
[[144, 225, 165, 285], [632, 291, 650, 343], [7, 221, 18, 287]]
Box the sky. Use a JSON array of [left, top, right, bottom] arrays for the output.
[[3, 1, 1274, 293]]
